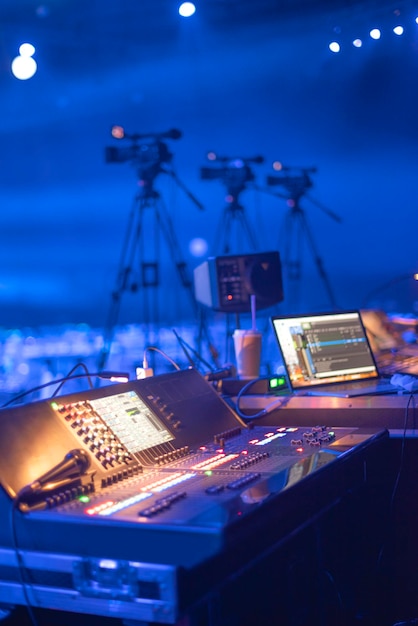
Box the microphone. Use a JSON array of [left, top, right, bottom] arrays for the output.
[[17, 449, 91, 501]]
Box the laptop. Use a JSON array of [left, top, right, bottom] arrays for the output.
[[271, 310, 401, 397]]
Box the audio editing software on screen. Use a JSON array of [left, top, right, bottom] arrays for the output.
[[273, 312, 378, 388]]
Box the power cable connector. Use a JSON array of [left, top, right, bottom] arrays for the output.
[[136, 367, 154, 379]]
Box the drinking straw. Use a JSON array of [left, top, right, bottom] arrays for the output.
[[251, 294, 257, 331]]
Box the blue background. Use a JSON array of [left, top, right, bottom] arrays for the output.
[[1, 0, 417, 329]]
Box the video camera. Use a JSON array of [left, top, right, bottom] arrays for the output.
[[105, 126, 182, 172], [267, 165, 317, 199], [200, 153, 264, 192]]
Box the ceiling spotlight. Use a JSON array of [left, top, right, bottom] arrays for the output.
[[352, 38, 362, 48], [179, 2, 196, 17], [11, 56, 37, 80], [369, 28, 381, 40], [329, 41, 341, 53], [19, 43, 36, 57], [393, 25, 404, 35], [11, 42, 37, 80]]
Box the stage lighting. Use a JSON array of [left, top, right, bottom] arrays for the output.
[[370, 28, 381, 40], [19, 43, 35, 56], [353, 38, 362, 48], [11, 43, 37, 80], [189, 237, 208, 258], [179, 2, 196, 17], [329, 41, 341, 53], [393, 25, 404, 35]]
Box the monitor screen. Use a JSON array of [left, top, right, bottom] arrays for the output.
[[90, 390, 174, 454], [272, 311, 378, 388]]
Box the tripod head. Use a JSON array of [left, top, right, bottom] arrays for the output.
[[105, 125, 182, 196], [201, 152, 264, 204], [267, 164, 317, 202]]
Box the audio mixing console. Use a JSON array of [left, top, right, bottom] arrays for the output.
[[0, 369, 389, 625]]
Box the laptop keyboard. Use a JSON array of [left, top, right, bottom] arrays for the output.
[[318, 379, 393, 392]]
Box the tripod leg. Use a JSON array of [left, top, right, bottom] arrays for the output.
[[98, 197, 145, 370], [155, 198, 220, 368], [235, 208, 258, 251], [215, 204, 258, 254], [298, 209, 338, 309], [214, 206, 234, 254], [155, 199, 194, 296], [280, 208, 302, 310]]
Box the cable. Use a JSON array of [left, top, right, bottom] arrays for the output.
[[172, 328, 214, 372], [50, 362, 93, 398], [1, 369, 129, 408], [172, 328, 196, 368], [10, 502, 39, 626], [376, 392, 416, 585], [138, 346, 181, 378], [233, 376, 292, 420], [388, 392, 416, 515]]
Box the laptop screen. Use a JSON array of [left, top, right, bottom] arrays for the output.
[[271, 311, 379, 390]]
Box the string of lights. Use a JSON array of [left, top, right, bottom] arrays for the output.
[[328, 3, 418, 53], [11, 2, 418, 81]]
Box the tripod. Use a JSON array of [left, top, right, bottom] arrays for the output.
[[202, 156, 262, 255], [214, 191, 267, 368], [215, 195, 258, 254], [281, 195, 338, 310], [267, 169, 341, 311], [98, 169, 205, 371]]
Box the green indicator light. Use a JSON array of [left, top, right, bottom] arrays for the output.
[[205, 470, 213, 476], [78, 495, 90, 503], [268, 376, 288, 395], [50, 402, 59, 410], [269, 376, 286, 388]]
